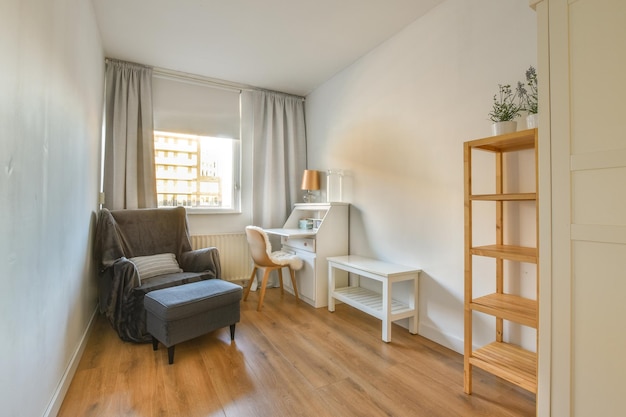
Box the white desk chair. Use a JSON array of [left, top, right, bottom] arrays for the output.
[[243, 226, 303, 311]]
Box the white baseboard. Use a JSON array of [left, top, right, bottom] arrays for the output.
[[389, 318, 464, 355], [43, 306, 98, 417], [418, 322, 464, 355]]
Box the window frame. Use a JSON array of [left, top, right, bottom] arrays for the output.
[[153, 130, 242, 214]]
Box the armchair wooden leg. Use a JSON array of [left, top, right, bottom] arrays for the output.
[[257, 269, 272, 311], [168, 346, 175, 365], [289, 267, 300, 302], [243, 267, 258, 301], [152, 336, 159, 351], [230, 324, 236, 340]]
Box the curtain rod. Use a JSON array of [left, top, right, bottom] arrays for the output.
[[105, 57, 151, 69], [152, 65, 305, 100], [105, 57, 305, 100]]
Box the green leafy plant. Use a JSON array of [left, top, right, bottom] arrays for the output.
[[517, 66, 538, 114], [488, 84, 522, 122]]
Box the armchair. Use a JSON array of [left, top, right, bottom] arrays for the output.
[[95, 207, 221, 342]]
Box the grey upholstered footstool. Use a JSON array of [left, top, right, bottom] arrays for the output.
[[144, 279, 242, 364]]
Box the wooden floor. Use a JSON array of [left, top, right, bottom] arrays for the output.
[[58, 288, 535, 417]]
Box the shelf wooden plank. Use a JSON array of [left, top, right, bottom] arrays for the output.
[[332, 286, 415, 320], [469, 342, 537, 393], [467, 129, 537, 153], [470, 244, 537, 263], [471, 293, 537, 328], [470, 192, 536, 201]]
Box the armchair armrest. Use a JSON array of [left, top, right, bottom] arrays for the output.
[[179, 247, 222, 278], [98, 258, 140, 312]]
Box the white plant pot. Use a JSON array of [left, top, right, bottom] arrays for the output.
[[491, 120, 517, 136], [526, 113, 539, 129]]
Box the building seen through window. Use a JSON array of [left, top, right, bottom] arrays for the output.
[[154, 131, 235, 209]]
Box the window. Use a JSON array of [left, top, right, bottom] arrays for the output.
[[151, 72, 241, 212], [154, 131, 238, 210]]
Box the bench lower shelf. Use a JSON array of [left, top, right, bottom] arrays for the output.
[[332, 286, 415, 321]]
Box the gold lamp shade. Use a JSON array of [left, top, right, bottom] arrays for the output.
[[301, 170, 320, 191]]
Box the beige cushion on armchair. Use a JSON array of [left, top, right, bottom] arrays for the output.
[[129, 253, 182, 283]]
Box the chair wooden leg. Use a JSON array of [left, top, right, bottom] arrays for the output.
[[289, 267, 300, 302], [257, 268, 272, 311], [277, 267, 284, 294], [243, 266, 258, 301]]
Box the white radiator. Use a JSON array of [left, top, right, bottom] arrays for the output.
[[191, 233, 252, 282]]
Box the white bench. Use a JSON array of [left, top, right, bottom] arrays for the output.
[[327, 255, 421, 342]]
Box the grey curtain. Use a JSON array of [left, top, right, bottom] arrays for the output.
[[103, 59, 157, 209], [242, 90, 307, 228]]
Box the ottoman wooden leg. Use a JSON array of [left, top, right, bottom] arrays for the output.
[[152, 336, 159, 351], [168, 346, 175, 365], [230, 324, 236, 340]]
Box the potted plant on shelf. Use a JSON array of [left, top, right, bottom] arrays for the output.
[[517, 66, 538, 128], [488, 83, 522, 135]]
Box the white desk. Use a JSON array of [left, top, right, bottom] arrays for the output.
[[327, 255, 421, 342], [263, 203, 349, 308], [263, 228, 316, 239]]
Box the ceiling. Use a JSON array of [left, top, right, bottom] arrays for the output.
[[92, 0, 445, 96]]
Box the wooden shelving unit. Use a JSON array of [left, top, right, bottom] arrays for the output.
[[463, 128, 539, 395]]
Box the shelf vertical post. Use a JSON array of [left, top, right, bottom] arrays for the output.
[[463, 141, 473, 394], [495, 150, 504, 343]]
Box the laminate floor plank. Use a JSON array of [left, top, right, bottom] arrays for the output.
[[58, 287, 535, 417], [250, 307, 348, 389], [231, 314, 334, 417]]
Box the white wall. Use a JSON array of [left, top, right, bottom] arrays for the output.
[[0, 1, 103, 416], [305, 0, 537, 352]]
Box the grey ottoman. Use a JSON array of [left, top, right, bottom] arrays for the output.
[[144, 279, 242, 364]]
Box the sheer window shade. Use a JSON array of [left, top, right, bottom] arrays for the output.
[[152, 76, 240, 139]]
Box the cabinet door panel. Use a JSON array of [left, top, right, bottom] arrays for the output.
[[282, 246, 317, 305]]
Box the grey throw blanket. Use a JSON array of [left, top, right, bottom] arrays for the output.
[[94, 207, 221, 342]]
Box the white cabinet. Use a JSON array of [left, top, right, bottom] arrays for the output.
[[534, 1, 626, 414], [265, 202, 349, 308]]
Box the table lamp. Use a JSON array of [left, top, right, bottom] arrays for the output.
[[301, 169, 320, 203]]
